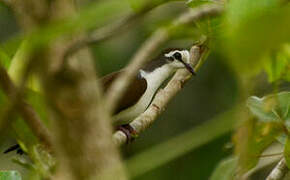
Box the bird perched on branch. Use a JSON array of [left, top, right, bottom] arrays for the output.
[[102, 49, 195, 142], [4, 48, 195, 154]]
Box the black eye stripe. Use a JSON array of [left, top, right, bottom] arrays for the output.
[[173, 52, 182, 60]]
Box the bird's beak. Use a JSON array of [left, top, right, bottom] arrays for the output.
[[181, 61, 196, 75]]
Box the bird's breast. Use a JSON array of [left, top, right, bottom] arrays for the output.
[[112, 79, 158, 125]]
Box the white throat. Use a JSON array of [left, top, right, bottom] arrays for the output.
[[140, 64, 175, 91], [112, 64, 176, 125]]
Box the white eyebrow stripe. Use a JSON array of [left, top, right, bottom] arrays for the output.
[[164, 50, 180, 58]]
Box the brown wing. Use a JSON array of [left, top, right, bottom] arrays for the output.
[[101, 70, 147, 115]]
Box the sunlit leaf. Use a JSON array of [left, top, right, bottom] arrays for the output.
[[264, 44, 290, 82], [233, 118, 282, 174], [224, 0, 290, 74], [247, 92, 290, 123], [210, 156, 237, 180], [0, 171, 21, 180]]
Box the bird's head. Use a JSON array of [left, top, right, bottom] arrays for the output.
[[164, 49, 196, 75]]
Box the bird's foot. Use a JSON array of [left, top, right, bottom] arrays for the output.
[[116, 124, 138, 144]]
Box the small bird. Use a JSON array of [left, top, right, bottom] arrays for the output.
[[102, 48, 195, 141], [4, 48, 195, 153]]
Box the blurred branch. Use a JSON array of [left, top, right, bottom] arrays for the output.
[[105, 3, 224, 115], [8, 0, 128, 179], [113, 41, 208, 145], [63, 13, 144, 60], [0, 65, 52, 148], [63, 1, 177, 60], [266, 158, 289, 180]]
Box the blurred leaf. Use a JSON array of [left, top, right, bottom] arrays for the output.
[[4, 0, 130, 52], [224, 0, 290, 74], [233, 118, 282, 174], [11, 89, 49, 149], [0, 46, 11, 69], [187, 0, 214, 8], [194, 16, 223, 47], [277, 133, 287, 145], [8, 41, 31, 86], [0, 171, 21, 180], [264, 44, 290, 82], [247, 92, 290, 123], [284, 136, 290, 168], [210, 156, 237, 180]]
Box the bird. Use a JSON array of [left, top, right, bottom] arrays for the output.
[[102, 48, 195, 142], [4, 48, 195, 154]]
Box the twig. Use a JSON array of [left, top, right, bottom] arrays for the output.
[[63, 13, 143, 60], [105, 4, 224, 113], [0, 65, 52, 148], [266, 158, 289, 180], [113, 43, 208, 145]]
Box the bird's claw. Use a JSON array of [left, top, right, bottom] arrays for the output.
[[117, 124, 138, 144]]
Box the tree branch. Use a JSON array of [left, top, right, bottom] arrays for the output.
[[0, 65, 52, 148], [266, 158, 289, 180], [105, 4, 224, 114], [63, 13, 143, 60], [113, 42, 208, 145]]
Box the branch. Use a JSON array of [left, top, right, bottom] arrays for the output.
[[0, 65, 52, 148], [63, 13, 143, 60], [113, 42, 208, 145], [105, 4, 224, 114], [266, 158, 289, 180]]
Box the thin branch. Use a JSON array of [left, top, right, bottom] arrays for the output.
[[266, 158, 289, 180], [113, 42, 208, 145], [0, 65, 52, 148], [63, 13, 143, 60], [63, 1, 164, 61], [105, 4, 224, 114]]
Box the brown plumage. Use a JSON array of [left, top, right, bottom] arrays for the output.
[[101, 70, 147, 115]]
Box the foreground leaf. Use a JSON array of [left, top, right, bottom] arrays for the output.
[[264, 44, 290, 82], [234, 118, 282, 174], [224, 0, 290, 74], [210, 156, 237, 180], [247, 92, 290, 124]]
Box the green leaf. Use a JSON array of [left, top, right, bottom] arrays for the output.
[[284, 136, 290, 168], [11, 89, 49, 150], [0, 171, 21, 180], [210, 156, 237, 180], [3, 0, 130, 53], [234, 118, 282, 174], [264, 44, 290, 82], [224, 0, 290, 74], [247, 92, 290, 123], [0, 46, 12, 69]]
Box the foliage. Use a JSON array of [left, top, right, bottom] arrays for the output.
[[0, 0, 289, 179], [210, 156, 237, 180], [224, 0, 290, 74]]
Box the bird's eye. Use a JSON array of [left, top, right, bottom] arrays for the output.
[[173, 52, 182, 60]]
